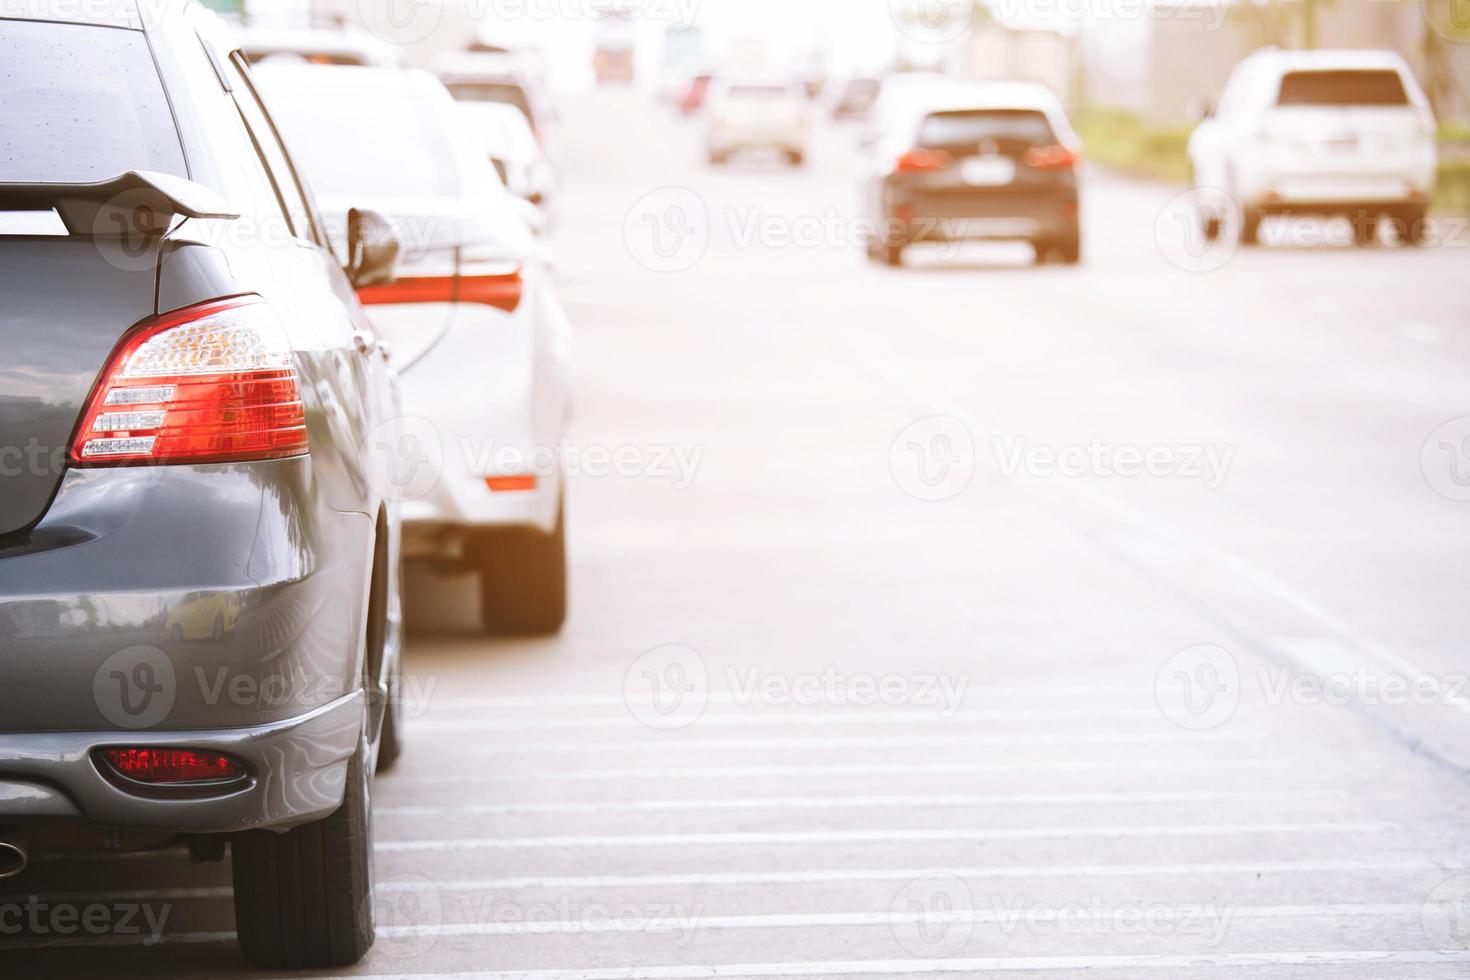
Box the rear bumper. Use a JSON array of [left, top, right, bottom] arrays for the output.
[[0, 691, 361, 834], [883, 178, 1078, 244]]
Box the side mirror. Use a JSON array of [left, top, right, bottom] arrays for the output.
[[346, 207, 399, 288], [526, 190, 545, 207]]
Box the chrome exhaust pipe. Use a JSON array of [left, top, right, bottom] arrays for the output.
[[0, 828, 29, 880]]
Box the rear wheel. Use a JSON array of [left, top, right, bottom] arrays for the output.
[[1239, 206, 1261, 246], [475, 497, 567, 636], [1351, 210, 1379, 246], [1394, 205, 1429, 246], [881, 242, 904, 267], [232, 738, 374, 968], [785, 149, 804, 167]]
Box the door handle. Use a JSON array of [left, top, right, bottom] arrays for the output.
[[352, 329, 377, 355]]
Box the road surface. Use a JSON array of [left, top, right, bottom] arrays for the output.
[[6, 89, 1470, 979]]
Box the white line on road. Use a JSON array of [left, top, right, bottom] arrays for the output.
[[401, 757, 1295, 783], [304, 951, 1470, 978], [426, 688, 1143, 710], [17, 857, 1458, 905], [376, 789, 1340, 818], [410, 708, 1163, 733], [457, 732, 1256, 754], [376, 821, 1399, 852]]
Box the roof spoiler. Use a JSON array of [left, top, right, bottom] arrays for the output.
[[0, 170, 239, 238]]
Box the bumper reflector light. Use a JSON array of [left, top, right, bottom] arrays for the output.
[[486, 475, 537, 492], [101, 748, 245, 785]]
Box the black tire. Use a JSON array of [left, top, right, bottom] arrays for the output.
[[1351, 210, 1379, 246], [1396, 206, 1430, 246], [232, 740, 374, 968], [1057, 231, 1081, 265], [476, 497, 567, 636], [786, 149, 804, 167], [1239, 207, 1261, 246], [882, 242, 904, 267], [707, 151, 725, 166]]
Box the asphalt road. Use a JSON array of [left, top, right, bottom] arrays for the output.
[[6, 89, 1470, 979]]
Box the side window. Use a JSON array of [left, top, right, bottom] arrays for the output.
[[221, 55, 314, 243]]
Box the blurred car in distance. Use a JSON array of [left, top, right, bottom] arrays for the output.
[[1188, 48, 1438, 246], [0, 0, 406, 967], [456, 100, 558, 214], [861, 81, 1083, 266], [240, 25, 406, 67], [257, 64, 573, 635], [832, 76, 882, 121], [706, 78, 811, 167], [436, 51, 559, 156], [679, 72, 714, 114]]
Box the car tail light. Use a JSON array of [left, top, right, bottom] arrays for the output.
[[358, 262, 522, 313], [486, 475, 537, 492], [100, 748, 245, 785], [895, 147, 953, 174], [71, 297, 307, 467], [1025, 144, 1079, 171]]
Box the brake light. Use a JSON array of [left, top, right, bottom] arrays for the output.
[[486, 475, 537, 492], [357, 266, 522, 312], [71, 297, 307, 467], [100, 748, 245, 785], [896, 148, 953, 174], [1025, 144, 1078, 171]]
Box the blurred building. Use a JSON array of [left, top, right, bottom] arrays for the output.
[[950, 19, 1079, 105]]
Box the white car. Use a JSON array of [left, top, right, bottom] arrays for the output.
[[257, 65, 572, 634], [1188, 49, 1438, 246], [706, 79, 810, 166], [435, 52, 559, 159], [456, 101, 558, 215], [241, 26, 406, 68]]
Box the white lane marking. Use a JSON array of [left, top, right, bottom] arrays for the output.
[[371, 902, 1438, 937], [428, 688, 1142, 710], [401, 758, 1293, 783], [299, 951, 1470, 977], [411, 708, 1161, 733], [376, 821, 1399, 852], [458, 732, 1255, 754], [377, 789, 1339, 817], [18, 857, 1459, 905], [1073, 484, 1470, 715]]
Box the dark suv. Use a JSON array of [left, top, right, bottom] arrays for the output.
[[0, 0, 405, 967]]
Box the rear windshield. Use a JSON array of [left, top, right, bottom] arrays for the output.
[[260, 81, 460, 199], [444, 82, 533, 124], [0, 19, 186, 182], [1276, 70, 1409, 107], [918, 109, 1055, 149]]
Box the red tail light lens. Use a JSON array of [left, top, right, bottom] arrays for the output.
[[486, 474, 537, 492], [357, 266, 522, 313], [101, 748, 245, 785], [71, 297, 307, 467], [1025, 144, 1079, 171], [896, 148, 953, 174]]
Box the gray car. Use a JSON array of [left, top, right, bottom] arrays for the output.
[[0, 0, 406, 967]]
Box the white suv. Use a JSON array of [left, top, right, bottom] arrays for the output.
[[1188, 49, 1438, 246]]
